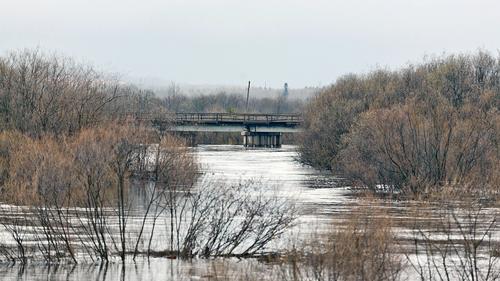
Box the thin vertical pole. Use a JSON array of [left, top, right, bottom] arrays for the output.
[[245, 81, 251, 113]]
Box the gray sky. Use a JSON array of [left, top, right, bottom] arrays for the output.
[[1, 0, 500, 88]]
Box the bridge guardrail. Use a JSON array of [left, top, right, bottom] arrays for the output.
[[173, 113, 303, 124], [120, 112, 303, 125]]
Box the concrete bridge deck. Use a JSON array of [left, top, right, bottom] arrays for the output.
[[143, 113, 303, 147]]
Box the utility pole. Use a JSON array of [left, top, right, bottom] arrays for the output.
[[245, 81, 251, 113]]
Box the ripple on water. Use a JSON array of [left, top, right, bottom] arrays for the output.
[[0, 145, 356, 280]]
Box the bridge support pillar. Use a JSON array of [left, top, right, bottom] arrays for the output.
[[241, 131, 282, 148]]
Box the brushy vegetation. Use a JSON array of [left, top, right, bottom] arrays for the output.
[[300, 50, 500, 196], [0, 49, 297, 264], [0, 124, 190, 263], [279, 206, 403, 281], [0, 109, 296, 265]]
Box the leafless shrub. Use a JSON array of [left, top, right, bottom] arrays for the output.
[[406, 198, 500, 281], [0, 124, 161, 263], [158, 179, 297, 259], [338, 97, 498, 196], [0, 207, 32, 263], [0, 134, 83, 263], [132, 134, 198, 259], [70, 124, 156, 262], [274, 204, 402, 281]]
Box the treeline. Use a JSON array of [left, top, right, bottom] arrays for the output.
[[162, 88, 304, 114], [0, 49, 165, 136], [300, 51, 500, 195]]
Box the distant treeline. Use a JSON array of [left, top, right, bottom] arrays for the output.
[[161, 89, 305, 114], [300, 51, 500, 196], [152, 84, 317, 100]]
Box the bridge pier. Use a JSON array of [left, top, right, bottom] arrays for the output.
[[241, 131, 282, 148], [157, 113, 302, 147]]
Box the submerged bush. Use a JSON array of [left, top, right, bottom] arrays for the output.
[[0, 125, 194, 263]]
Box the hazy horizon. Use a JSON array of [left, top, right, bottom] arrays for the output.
[[2, 0, 500, 88]]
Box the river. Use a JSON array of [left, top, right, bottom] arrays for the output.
[[0, 145, 356, 280], [1, 145, 498, 280]]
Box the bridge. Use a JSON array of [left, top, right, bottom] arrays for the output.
[[150, 113, 303, 147]]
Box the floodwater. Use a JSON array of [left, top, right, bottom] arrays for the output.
[[194, 145, 352, 227], [0, 145, 354, 280], [1, 145, 497, 280]]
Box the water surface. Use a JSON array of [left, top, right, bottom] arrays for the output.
[[0, 145, 351, 280]]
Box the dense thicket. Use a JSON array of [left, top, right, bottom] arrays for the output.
[[0, 125, 295, 262], [300, 51, 500, 194], [0, 125, 202, 262], [0, 49, 164, 136]]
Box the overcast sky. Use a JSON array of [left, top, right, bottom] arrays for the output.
[[1, 0, 500, 88]]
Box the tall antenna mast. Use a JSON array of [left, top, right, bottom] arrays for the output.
[[245, 81, 251, 113]]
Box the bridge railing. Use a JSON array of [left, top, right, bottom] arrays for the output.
[[173, 113, 303, 123], [125, 112, 303, 125]]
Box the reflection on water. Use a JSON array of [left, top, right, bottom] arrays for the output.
[[0, 258, 271, 281], [0, 145, 351, 280]]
